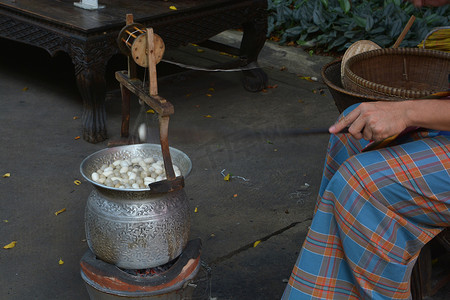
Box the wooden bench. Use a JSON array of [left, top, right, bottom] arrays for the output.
[[0, 0, 268, 143]]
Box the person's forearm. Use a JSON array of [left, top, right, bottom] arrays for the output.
[[405, 99, 450, 131], [409, 0, 450, 7]]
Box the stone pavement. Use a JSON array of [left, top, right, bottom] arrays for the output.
[[0, 32, 447, 300]]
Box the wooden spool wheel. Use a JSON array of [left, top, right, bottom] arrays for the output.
[[114, 15, 182, 194], [117, 23, 165, 67]]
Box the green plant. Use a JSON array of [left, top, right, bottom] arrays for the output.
[[267, 0, 449, 52]]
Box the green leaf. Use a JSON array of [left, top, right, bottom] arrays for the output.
[[365, 15, 374, 32], [354, 15, 366, 28], [339, 0, 351, 14]]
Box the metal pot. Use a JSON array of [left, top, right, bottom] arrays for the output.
[[80, 144, 192, 269]]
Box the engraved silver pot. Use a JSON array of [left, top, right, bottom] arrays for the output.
[[80, 144, 192, 270]]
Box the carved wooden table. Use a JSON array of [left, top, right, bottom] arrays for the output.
[[0, 0, 267, 143]]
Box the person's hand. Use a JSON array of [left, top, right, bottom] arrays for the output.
[[329, 101, 409, 142], [408, 0, 449, 7]]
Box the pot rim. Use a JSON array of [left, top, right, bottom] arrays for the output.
[[80, 143, 192, 192]]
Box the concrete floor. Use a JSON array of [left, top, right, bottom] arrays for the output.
[[0, 34, 448, 300]]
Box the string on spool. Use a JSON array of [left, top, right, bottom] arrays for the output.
[[122, 27, 147, 49]]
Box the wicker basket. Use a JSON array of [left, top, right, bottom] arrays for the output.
[[342, 48, 450, 100], [321, 59, 395, 113]]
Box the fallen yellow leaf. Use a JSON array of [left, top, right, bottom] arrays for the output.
[[253, 240, 261, 247], [74, 136, 81, 140], [59, 258, 64, 265], [208, 87, 215, 92], [194, 207, 198, 213], [169, 5, 177, 10], [206, 93, 212, 97], [55, 208, 66, 216], [3, 241, 16, 249], [224, 174, 230, 181], [3, 173, 10, 178], [197, 48, 205, 53], [204, 115, 212, 118], [146, 109, 155, 114], [219, 52, 235, 57], [74, 180, 81, 185], [22, 87, 28, 91], [3, 220, 8, 223], [299, 76, 313, 82], [73, 116, 79, 120], [233, 194, 238, 198]]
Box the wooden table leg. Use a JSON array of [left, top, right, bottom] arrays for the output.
[[76, 63, 108, 143], [240, 6, 268, 92], [71, 41, 114, 143]]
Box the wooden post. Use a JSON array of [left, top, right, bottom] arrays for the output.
[[126, 14, 138, 79], [146, 28, 158, 96]]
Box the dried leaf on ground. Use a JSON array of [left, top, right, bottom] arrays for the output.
[[74, 180, 81, 185], [253, 240, 261, 247], [298, 76, 314, 82], [3, 173, 10, 178], [146, 109, 155, 114], [224, 174, 231, 181], [3, 241, 16, 249], [169, 5, 177, 10], [74, 136, 81, 140], [59, 259, 64, 265], [55, 208, 66, 216]]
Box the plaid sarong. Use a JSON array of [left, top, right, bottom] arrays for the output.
[[282, 108, 450, 299]]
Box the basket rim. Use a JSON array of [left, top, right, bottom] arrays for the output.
[[321, 59, 395, 102], [344, 48, 450, 99]]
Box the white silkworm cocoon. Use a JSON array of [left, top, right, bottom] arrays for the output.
[[91, 172, 99, 181], [111, 177, 123, 182], [138, 123, 147, 142], [91, 155, 180, 189], [144, 157, 154, 164]]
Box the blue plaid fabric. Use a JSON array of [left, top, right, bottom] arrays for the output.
[[282, 105, 450, 299]]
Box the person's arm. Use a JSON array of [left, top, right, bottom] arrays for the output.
[[408, 0, 450, 7], [329, 100, 450, 141]]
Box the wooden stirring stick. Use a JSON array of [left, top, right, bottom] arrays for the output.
[[393, 15, 416, 48]]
